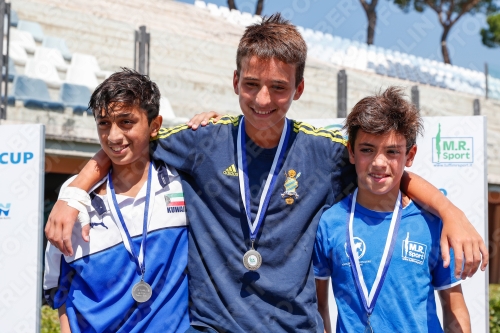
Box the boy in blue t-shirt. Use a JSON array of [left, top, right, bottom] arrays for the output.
[[43, 69, 190, 332], [314, 87, 471, 333]]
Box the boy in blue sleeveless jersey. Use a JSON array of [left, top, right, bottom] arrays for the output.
[[314, 87, 470, 332], [43, 69, 190, 333], [45, 15, 485, 333]]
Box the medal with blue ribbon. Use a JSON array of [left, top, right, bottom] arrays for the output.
[[346, 188, 402, 332], [107, 162, 155, 302], [237, 117, 290, 271]]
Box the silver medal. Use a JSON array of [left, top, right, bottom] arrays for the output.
[[132, 280, 153, 303], [243, 249, 262, 271]]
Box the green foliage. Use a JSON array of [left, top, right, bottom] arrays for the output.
[[482, 13, 500, 48], [41, 305, 60, 333], [491, 284, 500, 333], [392, 0, 497, 16]]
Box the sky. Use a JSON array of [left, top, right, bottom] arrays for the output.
[[177, 0, 500, 73]]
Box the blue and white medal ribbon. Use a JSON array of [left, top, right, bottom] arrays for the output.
[[237, 117, 290, 270], [107, 162, 155, 302], [346, 188, 402, 332]]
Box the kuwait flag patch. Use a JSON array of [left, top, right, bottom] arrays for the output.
[[165, 193, 186, 213]]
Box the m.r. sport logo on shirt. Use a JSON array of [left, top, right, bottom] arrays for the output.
[[432, 123, 473, 166], [165, 193, 185, 213], [402, 232, 427, 265]]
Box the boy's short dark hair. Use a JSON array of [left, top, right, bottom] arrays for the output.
[[89, 68, 161, 124], [236, 13, 307, 87], [344, 86, 423, 153]]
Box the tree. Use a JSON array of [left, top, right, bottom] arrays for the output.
[[360, 0, 379, 45], [481, 13, 500, 47], [393, 0, 497, 64], [227, 0, 264, 16]]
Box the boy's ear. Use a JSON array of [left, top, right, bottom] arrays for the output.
[[293, 78, 305, 100], [405, 145, 417, 167], [347, 142, 355, 164], [233, 70, 240, 95], [150, 115, 163, 138]]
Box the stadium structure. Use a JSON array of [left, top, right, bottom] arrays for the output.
[[1, 0, 500, 280]]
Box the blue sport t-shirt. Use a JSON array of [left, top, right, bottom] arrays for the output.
[[151, 115, 356, 333], [313, 196, 461, 333]]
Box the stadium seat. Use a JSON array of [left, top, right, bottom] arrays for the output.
[[207, 3, 221, 16], [241, 12, 253, 26], [227, 9, 242, 26], [2, 58, 16, 82], [160, 96, 188, 123], [34, 47, 68, 72], [70, 53, 102, 76], [65, 65, 98, 91], [159, 96, 176, 120], [8, 41, 28, 65], [285, 23, 490, 97], [10, 28, 36, 54], [24, 59, 62, 88], [219, 6, 230, 18], [194, 0, 207, 9], [7, 57, 16, 82], [386, 60, 397, 78], [12, 75, 64, 112], [59, 83, 91, 114], [43, 36, 72, 61], [10, 9, 18, 27], [375, 64, 387, 76], [251, 15, 262, 24], [17, 20, 44, 43]]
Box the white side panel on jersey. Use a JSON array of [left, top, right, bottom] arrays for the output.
[[0, 124, 45, 333], [303, 117, 488, 333]]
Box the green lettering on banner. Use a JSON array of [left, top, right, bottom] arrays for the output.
[[443, 141, 454, 151]]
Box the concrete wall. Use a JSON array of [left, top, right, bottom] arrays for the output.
[[6, 0, 500, 182]]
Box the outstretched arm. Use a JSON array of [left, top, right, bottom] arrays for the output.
[[401, 171, 488, 279], [45, 150, 110, 256]]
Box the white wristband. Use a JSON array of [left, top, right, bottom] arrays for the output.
[[59, 187, 91, 206], [66, 199, 91, 227]]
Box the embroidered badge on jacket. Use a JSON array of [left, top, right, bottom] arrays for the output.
[[282, 169, 301, 204]]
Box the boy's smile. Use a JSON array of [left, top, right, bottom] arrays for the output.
[[233, 56, 304, 148], [96, 104, 161, 167], [349, 130, 416, 211]]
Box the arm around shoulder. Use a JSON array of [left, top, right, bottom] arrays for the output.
[[45, 149, 111, 256], [400, 171, 488, 279]]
